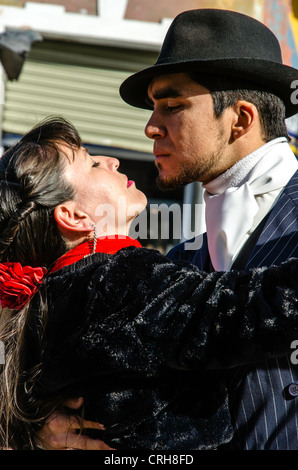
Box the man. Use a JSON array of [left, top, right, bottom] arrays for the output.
[[38, 9, 298, 449], [119, 9, 298, 450]]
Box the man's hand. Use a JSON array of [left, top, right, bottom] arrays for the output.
[[37, 397, 114, 450]]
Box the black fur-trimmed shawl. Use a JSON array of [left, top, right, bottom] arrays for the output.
[[33, 247, 298, 450]]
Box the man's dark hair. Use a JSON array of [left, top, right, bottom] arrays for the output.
[[189, 72, 290, 142]]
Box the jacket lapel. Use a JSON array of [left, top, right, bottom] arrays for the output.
[[246, 171, 298, 269]]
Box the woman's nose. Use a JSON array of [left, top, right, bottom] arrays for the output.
[[101, 156, 120, 171]]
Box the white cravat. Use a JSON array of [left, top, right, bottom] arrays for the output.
[[203, 138, 298, 271]]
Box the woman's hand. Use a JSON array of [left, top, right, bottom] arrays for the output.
[[36, 397, 114, 450]]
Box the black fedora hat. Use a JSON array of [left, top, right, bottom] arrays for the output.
[[120, 8, 298, 117]]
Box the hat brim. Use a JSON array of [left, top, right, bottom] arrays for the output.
[[120, 58, 298, 118]]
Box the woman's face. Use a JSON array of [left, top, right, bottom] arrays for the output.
[[62, 145, 147, 236]]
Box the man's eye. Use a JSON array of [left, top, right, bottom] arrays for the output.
[[92, 161, 100, 168], [166, 105, 181, 113]]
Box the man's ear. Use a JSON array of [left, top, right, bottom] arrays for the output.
[[54, 202, 93, 234], [231, 100, 257, 139]]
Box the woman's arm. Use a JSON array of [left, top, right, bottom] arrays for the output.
[[82, 247, 298, 372], [38, 248, 298, 450]]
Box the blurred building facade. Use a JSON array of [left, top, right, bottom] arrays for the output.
[[0, 0, 297, 251]]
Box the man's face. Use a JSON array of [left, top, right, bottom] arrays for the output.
[[145, 73, 233, 189]]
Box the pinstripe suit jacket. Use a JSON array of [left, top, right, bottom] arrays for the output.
[[167, 170, 298, 449]]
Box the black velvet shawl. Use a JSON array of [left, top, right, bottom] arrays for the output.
[[31, 247, 298, 450]]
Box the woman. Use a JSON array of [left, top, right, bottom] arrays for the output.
[[0, 117, 297, 450]]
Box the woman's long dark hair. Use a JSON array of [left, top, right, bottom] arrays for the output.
[[0, 117, 82, 448]]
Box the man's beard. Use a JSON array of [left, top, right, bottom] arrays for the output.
[[155, 125, 227, 191], [155, 155, 216, 191], [156, 171, 198, 191]]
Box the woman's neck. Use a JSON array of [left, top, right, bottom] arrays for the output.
[[66, 225, 132, 252], [51, 234, 142, 273]]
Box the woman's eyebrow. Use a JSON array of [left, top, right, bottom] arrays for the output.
[[80, 147, 90, 161]]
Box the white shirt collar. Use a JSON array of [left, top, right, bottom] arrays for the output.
[[203, 137, 288, 195], [203, 138, 298, 271]]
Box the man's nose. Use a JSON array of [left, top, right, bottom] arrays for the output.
[[145, 113, 166, 140]]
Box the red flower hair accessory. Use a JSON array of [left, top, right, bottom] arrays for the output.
[[0, 262, 47, 310]]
